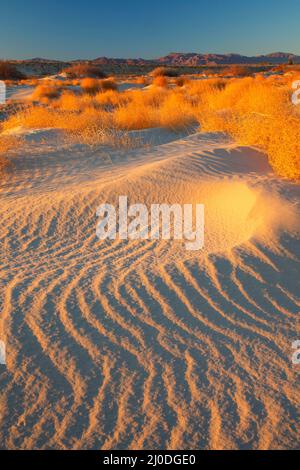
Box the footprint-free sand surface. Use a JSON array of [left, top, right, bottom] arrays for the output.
[[0, 128, 299, 449]]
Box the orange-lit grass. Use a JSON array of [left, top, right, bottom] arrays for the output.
[[81, 78, 117, 95], [31, 85, 61, 103], [152, 76, 169, 88], [3, 75, 300, 178], [196, 77, 300, 179]]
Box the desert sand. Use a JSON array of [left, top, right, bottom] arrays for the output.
[[0, 126, 299, 449]]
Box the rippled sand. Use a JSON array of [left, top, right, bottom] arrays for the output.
[[0, 129, 299, 449]]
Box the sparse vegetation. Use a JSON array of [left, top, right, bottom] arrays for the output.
[[196, 76, 300, 179], [63, 63, 107, 79], [222, 65, 251, 77], [80, 77, 117, 95], [153, 76, 168, 87], [175, 76, 189, 87], [150, 66, 179, 77], [2, 73, 300, 179], [31, 84, 61, 102]]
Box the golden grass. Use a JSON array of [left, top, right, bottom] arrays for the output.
[[80, 78, 102, 95], [2, 74, 300, 179], [153, 76, 169, 88], [196, 77, 300, 179], [80, 78, 117, 95], [222, 65, 252, 77], [31, 85, 61, 103], [176, 76, 190, 87], [150, 67, 179, 77], [63, 63, 106, 79]]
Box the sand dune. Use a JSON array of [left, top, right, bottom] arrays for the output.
[[0, 129, 299, 449]]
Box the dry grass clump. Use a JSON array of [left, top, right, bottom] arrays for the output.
[[188, 78, 227, 98], [159, 92, 197, 130], [176, 76, 189, 87], [223, 65, 251, 77], [196, 76, 300, 179], [98, 78, 117, 91], [74, 123, 135, 148], [2, 105, 128, 148], [95, 89, 129, 107], [2, 105, 109, 133], [53, 90, 95, 111], [31, 85, 61, 103], [63, 64, 106, 79], [80, 78, 102, 95], [0, 61, 25, 80], [150, 67, 179, 77], [114, 97, 159, 130], [81, 78, 117, 95], [153, 76, 168, 88], [114, 87, 196, 131]]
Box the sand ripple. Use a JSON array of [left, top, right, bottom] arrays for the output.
[[0, 131, 299, 449]]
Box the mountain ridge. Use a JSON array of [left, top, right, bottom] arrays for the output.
[[92, 51, 300, 66]]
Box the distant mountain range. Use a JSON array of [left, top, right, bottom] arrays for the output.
[[92, 52, 300, 66], [7, 52, 300, 78]]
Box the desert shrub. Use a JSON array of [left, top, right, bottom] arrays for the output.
[[0, 61, 25, 80], [80, 78, 102, 95], [158, 91, 197, 130], [31, 85, 61, 102], [98, 78, 117, 91], [114, 99, 159, 130], [195, 77, 300, 179], [150, 67, 179, 77], [153, 76, 168, 87], [95, 89, 129, 107], [53, 90, 94, 111], [2, 104, 108, 132], [2, 104, 137, 149], [63, 64, 106, 79], [114, 87, 197, 131], [176, 76, 189, 87], [223, 65, 251, 77]]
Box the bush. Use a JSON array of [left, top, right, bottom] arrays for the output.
[[196, 77, 300, 179], [150, 67, 179, 77], [31, 85, 60, 102], [223, 65, 251, 77], [98, 78, 117, 91], [153, 76, 168, 87], [81, 78, 117, 95], [176, 76, 189, 87], [63, 64, 106, 79], [0, 61, 25, 80], [80, 78, 102, 95]]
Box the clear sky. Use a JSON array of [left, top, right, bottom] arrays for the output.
[[1, 0, 299, 60]]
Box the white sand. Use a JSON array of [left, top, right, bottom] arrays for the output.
[[0, 128, 299, 449]]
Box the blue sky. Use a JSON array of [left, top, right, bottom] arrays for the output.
[[1, 0, 299, 60]]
